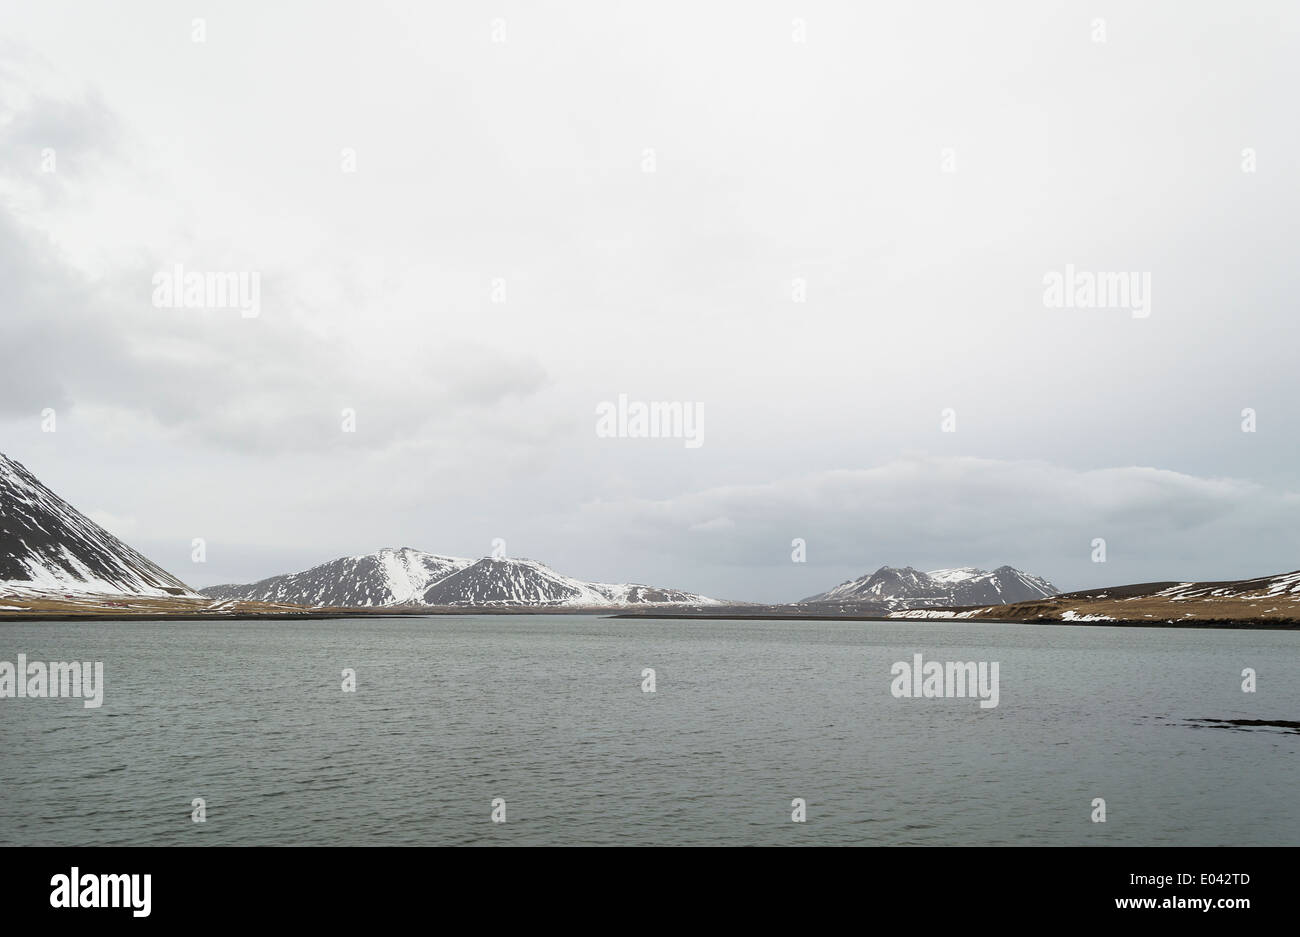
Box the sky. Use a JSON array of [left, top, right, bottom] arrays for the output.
[[1, 0, 1297, 602]]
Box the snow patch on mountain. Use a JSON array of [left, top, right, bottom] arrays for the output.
[[926, 567, 983, 584], [375, 547, 471, 604]]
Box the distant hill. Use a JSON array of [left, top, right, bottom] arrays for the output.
[[800, 564, 1057, 612], [202, 547, 721, 609], [891, 570, 1300, 625]]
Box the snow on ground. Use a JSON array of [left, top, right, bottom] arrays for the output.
[[888, 608, 983, 620]]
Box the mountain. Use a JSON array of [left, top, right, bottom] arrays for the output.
[[800, 565, 1058, 610], [202, 548, 721, 608], [0, 452, 197, 598], [202, 547, 470, 607], [891, 570, 1300, 625]]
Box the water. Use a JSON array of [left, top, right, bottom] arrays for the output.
[[1, 615, 1296, 846]]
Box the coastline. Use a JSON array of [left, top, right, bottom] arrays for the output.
[[4, 606, 1297, 629]]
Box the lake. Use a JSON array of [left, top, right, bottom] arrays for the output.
[[1, 615, 1296, 846]]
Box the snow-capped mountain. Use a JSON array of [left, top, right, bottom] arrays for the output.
[[203, 548, 721, 608], [0, 452, 198, 598], [202, 547, 470, 607], [800, 565, 1057, 609]]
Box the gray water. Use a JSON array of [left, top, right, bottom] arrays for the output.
[[1, 615, 1296, 846]]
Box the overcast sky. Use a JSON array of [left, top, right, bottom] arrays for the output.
[[1, 0, 1297, 601]]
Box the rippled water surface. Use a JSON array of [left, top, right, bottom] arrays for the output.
[[2, 616, 1297, 846]]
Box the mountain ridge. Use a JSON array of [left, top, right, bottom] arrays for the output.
[[800, 564, 1058, 609], [202, 546, 722, 608]]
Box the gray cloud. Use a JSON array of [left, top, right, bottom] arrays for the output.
[[0, 191, 549, 452], [572, 456, 1300, 601]]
